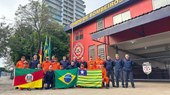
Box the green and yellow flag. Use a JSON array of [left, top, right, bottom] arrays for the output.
[[43, 36, 48, 59], [77, 70, 102, 88], [55, 68, 78, 89], [13, 68, 44, 88], [48, 37, 51, 60]]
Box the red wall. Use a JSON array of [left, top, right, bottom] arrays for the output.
[[70, 0, 153, 61]]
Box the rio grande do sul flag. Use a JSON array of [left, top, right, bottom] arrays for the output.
[[55, 68, 78, 89], [13, 68, 44, 88]]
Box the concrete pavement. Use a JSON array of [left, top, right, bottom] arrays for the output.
[[0, 76, 170, 95]]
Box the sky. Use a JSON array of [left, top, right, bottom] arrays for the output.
[[0, 0, 113, 21], [0, 0, 112, 67]]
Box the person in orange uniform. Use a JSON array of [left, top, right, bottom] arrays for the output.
[[87, 57, 96, 70], [98, 64, 109, 89], [95, 55, 105, 69], [42, 57, 51, 73], [23, 61, 29, 69], [16, 56, 26, 68], [51, 56, 60, 71]]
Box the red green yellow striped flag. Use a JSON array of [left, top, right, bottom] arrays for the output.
[[13, 68, 44, 88], [39, 42, 43, 64]]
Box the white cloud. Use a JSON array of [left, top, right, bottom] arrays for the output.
[[84, 0, 113, 14], [0, 0, 29, 22]]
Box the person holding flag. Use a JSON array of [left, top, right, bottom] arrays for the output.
[[16, 56, 26, 68], [97, 64, 109, 89]]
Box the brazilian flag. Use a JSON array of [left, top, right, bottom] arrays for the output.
[[55, 68, 78, 89]]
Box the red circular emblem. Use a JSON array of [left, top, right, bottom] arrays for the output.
[[73, 43, 84, 59]]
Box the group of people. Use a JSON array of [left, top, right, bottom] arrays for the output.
[[15, 54, 135, 89]]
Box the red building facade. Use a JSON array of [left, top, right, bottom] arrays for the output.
[[65, 0, 170, 80]]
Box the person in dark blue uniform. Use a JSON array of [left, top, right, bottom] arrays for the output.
[[60, 56, 70, 69], [73, 57, 80, 68], [43, 65, 55, 89], [29, 55, 40, 69], [114, 54, 124, 88], [67, 61, 77, 69], [104, 56, 115, 87], [123, 54, 135, 88], [79, 57, 88, 69]]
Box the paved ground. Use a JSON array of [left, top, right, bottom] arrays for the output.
[[0, 76, 170, 95]]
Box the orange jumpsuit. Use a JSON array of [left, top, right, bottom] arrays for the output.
[[102, 67, 109, 84], [24, 63, 29, 69], [42, 61, 51, 72], [87, 60, 96, 70], [51, 61, 60, 70], [16, 61, 24, 68], [95, 58, 104, 69]]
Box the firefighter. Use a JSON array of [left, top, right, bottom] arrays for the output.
[[96, 55, 104, 69], [98, 64, 109, 89], [60, 56, 70, 69], [42, 57, 51, 73], [87, 57, 96, 70], [104, 56, 115, 87], [123, 54, 135, 88], [51, 56, 60, 70], [16, 56, 26, 68], [43, 65, 55, 89], [114, 54, 124, 88], [67, 61, 77, 69], [79, 57, 88, 69]]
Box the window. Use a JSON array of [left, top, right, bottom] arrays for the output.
[[74, 30, 83, 41], [89, 45, 95, 60], [98, 44, 105, 60], [113, 11, 131, 25], [152, 0, 170, 10], [97, 19, 104, 31]]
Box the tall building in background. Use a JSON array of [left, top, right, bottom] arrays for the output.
[[44, 0, 86, 26]]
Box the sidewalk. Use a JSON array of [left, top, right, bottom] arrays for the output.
[[0, 76, 170, 95]]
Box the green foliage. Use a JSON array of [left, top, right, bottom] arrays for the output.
[[0, 22, 13, 57], [7, 0, 69, 64]]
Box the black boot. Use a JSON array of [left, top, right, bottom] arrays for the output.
[[132, 83, 135, 88]]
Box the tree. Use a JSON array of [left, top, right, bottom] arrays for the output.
[[15, 0, 50, 51], [8, 0, 69, 63], [0, 21, 13, 57]]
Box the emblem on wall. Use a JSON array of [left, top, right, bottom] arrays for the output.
[[73, 43, 84, 59], [142, 62, 152, 75]]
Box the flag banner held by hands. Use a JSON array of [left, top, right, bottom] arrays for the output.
[[77, 70, 102, 88], [55, 68, 78, 89], [13, 68, 44, 88]]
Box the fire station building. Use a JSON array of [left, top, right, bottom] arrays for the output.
[[65, 0, 170, 80]]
